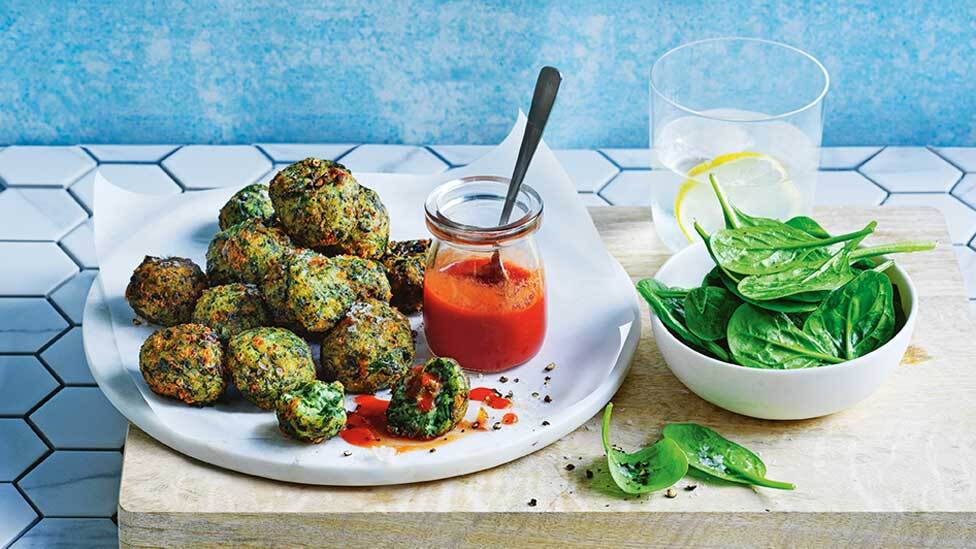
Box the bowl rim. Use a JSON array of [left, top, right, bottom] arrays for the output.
[[649, 241, 918, 375]]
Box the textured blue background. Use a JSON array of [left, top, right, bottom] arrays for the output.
[[1, 0, 973, 147]]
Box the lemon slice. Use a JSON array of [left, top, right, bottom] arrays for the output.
[[674, 152, 797, 242]]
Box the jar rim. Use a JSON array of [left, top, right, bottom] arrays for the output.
[[425, 175, 544, 245]]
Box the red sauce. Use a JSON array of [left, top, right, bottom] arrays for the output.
[[340, 395, 476, 453], [502, 412, 518, 425], [469, 387, 512, 409], [423, 258, 546, 372]]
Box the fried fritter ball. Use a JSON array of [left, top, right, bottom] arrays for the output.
[[206, 218, 293, 285], [381, 239, 429, 314], [227, 327, 316, 410], [324, 187, 390, 259], [276, 380, 347, 443], [260, 249, 356, 333], [138, 323, 226, 405], [320, 299, 414, 393], [191, 283, 269, 342], [218, 183, 275, 230], [330, 255, 392, 302], [268, 158, 361, 249], [386, 357, 469, 440], [126, 256, 208, 326]]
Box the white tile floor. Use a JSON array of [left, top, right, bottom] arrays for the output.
[[1, 144, 975, 547]]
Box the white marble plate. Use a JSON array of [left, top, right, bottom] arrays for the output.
[[83, 117, 640, 485]]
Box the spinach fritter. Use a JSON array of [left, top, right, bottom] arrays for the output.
[[330, 255, 392, 302], [206, 218, 293, 285], [138, 323, 226, 405], [191, 283, 269, 342], [325, 187, 390, 259], [386, 357, 469, 440], [276, 380, 347, 443], [218, 183, 275, 230], [320, 299, 414, 393], [227, 327, 316, 410], [268, 158, 361, 249], [126, 256, 208, 326], [260, 249, 356, 333], [381, 239, 430, 313]]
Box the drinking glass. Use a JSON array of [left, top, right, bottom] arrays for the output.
[[650, 37, 829, 251]]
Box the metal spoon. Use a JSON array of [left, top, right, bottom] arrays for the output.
[[477, 66, 561, 283]]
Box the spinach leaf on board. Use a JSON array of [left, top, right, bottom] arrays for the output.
[[803, 270, 895, 359], [736, 223, 875, 301], [727, 303, 844, 369], [683, 286, 740, 341], [710, 222, 874, 276], [662, 423, 795, 490], [636, 279, 731, 362], [602, 404, 688, 495]]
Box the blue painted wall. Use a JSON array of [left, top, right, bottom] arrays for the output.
[[1, 0, 973, 147]]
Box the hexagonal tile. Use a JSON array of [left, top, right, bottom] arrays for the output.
[[0, 147, 94, 188], [428, 145, 493, 167], [814, 171, 887, 207], [954, 245, 976, 299], [860, 147, 961, 192], [67, 170, 95, 212], [256, 143, 356, 163], [31, 388, 126, 450], [97, 164, 182, 196], [553, 149, 619, 192], [60, 220, 96, 269], [83, 145, 178, 163], [40, 328, 93, 385], [952, 173, 976, 210], [0, 420, 47, 481], [0, 243, 78, 296], [578, 193, 609, 207], [0, 298, 68, 352], [884, 194, 976, 244], [0, 188, 87, 240], [18, 451, 122, 517], [11, 518, 118, 548], [932, 147, 976, 172], [600, 171, 680, 206], [0, 484, 36, 546], [599, 148, 663, 170], [49, 269, 98, 325], [163, 145, 271, 190], [819, 147, 881, 170], [0, 357, 59, 415], [339, 145, 447, 174]]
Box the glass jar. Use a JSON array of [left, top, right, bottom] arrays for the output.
[[423, 175, 546, 373]]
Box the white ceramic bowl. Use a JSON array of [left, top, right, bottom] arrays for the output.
[[651, 242, 917, 420]]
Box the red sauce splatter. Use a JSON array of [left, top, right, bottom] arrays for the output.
[[502, 412, 518, 425], [469, 387, 512, 409], [424, 258, 546, 372], [340, 394, 478, 453]]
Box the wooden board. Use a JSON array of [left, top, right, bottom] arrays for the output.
[[117, 207, 976, 548]]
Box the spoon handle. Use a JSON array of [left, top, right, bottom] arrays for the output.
[[499, 66, 562, 225]]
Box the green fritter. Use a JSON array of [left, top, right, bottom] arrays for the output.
[[218, 183, 275, 230], [126, 256, 208, 326], [276, 380, 347, 443], [206, 218, 293, 285], [381, 239, 430, 314], [331, 255, 392, 302], [260, 249, 356, 333], [320, 299, 414, 393], [268, 158, 361, 249], [325, 187, 390, 259], [191, 283, 269, 342], [386, 357, 469, 440], [227, 327, 316, 410], [138, 323, 226, 406]]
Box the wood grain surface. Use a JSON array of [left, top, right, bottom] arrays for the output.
[[117, 207, 976, 548]]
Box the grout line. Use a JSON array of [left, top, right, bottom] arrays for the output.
[[333, 145, 359, 163], [423, 146, 460, 168], [8, 483, 44, 547], [851, 146, 886, 171], [927, 145, 969, 175], [157, 161, 188, 192]]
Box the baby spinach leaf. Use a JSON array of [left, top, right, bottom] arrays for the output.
[[637, 279, 731, 362], [662, 423, 795, 490], [803, 270, 895, 359], [683, 286, 740, 341], [602, 404, 688, 495], [708, 173, 743, 229], [710, 222, 874, 276], [848, 240, 936, 262], [785, 216, 831, 238], [718, 271, 819, 313], [727, 303, 843, 369]]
